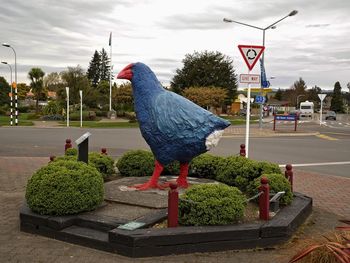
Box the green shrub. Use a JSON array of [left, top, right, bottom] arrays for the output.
[[26, 113, 41, 120], [43, 101, 60, 115], [179, 184, 246, 226], [116, 150, 154, 177], [25, 160, 104, 216], [190, 154, 225, 179], [41, 114, 64, 121], [246, 173, 293, 205], [216, 156, 282, 192], [54, 155, 76, 162], [216, 156, 259, 189], [88, 152, 115, 179], [125, 112, 137, 122], [65, 148, 78, 156], [18, 105, 30, 113], [163, 161, 180, 175]]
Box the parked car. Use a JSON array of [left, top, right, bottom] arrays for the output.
[[325, 111, 336, 120]]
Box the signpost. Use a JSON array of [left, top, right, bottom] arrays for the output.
[[255, 95, 266, 104], [238, 45, 265, 158], [238, 45, 265, 71], [75, 132, 91, 164], [273, 115, 298, 131], [65, 87, 69, 127], [239, 74, 260, 84], [318, 94, 326, 126], [79, 90, 83, 128]]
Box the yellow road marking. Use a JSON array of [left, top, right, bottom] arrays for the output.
[[316, 134, 338, 141]]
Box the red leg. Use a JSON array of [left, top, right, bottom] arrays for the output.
[[176, 163, 189, 188], [131, 160, 165, 191]]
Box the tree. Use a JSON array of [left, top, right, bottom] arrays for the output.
[[306, 85, 322, 110], [182, 87, 227, 110], [96, 80, 110, 107], [330, 81, 344, 113], [44, 72, 64, 91], [59, 65, 97, 108], [17, 83, 30, 100], [28, 67, 45, 113], [283, 77, 307, 106], [0, 76, 10, 107], [170, 51, 237, 103], [113, 83, 134, 111], [274, 88, 283, 101], [87, 50, 101, 87], [99, 48, 110, 82]]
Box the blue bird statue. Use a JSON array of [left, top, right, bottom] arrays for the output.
[[117, 63, 230, 190]]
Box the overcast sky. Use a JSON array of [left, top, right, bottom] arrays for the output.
[[0, 0, 349, 91]]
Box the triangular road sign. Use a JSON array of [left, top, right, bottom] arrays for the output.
[[238, 45, 265, 71]]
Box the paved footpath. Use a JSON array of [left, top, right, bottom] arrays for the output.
[[0, 157, 349, 263]]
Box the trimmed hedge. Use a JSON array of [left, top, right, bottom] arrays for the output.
[[116, 150, 197, 177], [216, 156, 258, 189], [190, 154, 225, 179], [116, 150, 154, 177], [216, 156, 282, 192], [55, 151, 115, 180], [65, 148, 78, 156], [88, 152, 115, 179], [246, 173, 293, 205], [179, 184, 247, 226], [25, 160, 104, 216]]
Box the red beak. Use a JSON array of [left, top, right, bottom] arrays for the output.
[[117, 63, 133, 80]]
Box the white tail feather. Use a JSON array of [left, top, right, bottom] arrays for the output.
[[205, 130, 224, 150]]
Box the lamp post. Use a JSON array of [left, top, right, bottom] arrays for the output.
[[1, 61, 13, 126], [224, 10, 298, 129], [296, 94, 305, 109], [2, 43, 18, 126]]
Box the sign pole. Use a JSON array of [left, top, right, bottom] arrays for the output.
[[79, 90, 83, 128], [66, 87, 69, 127], [318, 94, 326, 126], [245, 70, 251, 158]]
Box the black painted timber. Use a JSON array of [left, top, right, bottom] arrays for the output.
[[20, 193, 312, 258]]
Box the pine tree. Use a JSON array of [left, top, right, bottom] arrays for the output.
[[99, 48, 110, 82], [274, 88, 283, 100], [87, 50, 101, 87], [330, 81, 344, 113]]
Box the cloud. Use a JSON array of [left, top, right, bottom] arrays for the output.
[[305, 24, 330, 28]]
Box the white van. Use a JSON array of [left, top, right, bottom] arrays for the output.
[[299, 101, 314, 118]]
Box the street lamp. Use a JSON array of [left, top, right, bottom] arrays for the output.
[[296, 94, 306, 108], [223, 10, 298, 129], [1, 61, 13, 126], [2, 43, 18, 126]]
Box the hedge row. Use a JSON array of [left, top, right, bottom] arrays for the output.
[[116, 150, 283, 192]]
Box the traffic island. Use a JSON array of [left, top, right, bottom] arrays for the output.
[[20, 190, 312, 258]]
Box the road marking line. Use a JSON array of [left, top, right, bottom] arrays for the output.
[[279, 161, 350, 168], [316, 134, 338, 140]]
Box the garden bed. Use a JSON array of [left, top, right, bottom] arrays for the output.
[[20, 192, 312, 258]]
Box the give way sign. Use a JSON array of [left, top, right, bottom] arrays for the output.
[[238, 45, 265, 71]]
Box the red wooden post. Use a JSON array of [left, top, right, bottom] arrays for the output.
[[101, 148, 107, 155], [259, 177, 270, 221], [49, 156, 55, 162], [65, 139, 72, 152], [239, 144, 246, 157], [285, 164, 293, 192], [168, 183, 179, 227], [273, 115, 276, 131]]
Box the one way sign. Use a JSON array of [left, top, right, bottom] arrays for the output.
[[238, 45, 265, 71]]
